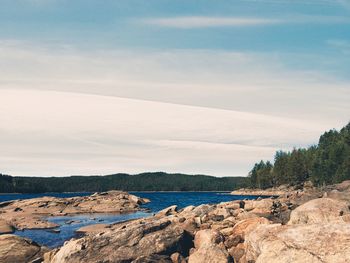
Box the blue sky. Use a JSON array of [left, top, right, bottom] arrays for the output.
[[0, 0, 349, 176]]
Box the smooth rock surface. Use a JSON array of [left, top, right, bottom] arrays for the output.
[[0, 234, 48, 263], [0, 191, 149, 230], [49, 218, 193, 263], [288, 197, 350, 224], [245, 223, 350, 263]]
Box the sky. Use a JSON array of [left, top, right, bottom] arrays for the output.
[[0, 0, 349, 177]]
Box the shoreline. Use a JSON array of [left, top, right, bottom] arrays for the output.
[[0, 191, 234, 194]]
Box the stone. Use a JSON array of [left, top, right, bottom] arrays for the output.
[[0, 191, 147, 231], [132, 254, 172, 263], [245, 223, 350, 263], [75, 224, 109, 234], [219, 227, 234, 236], [157, 205, 178, 217], [50, 219, 193, 263], [228, 243, 245, 263], [335, 180, 350, 191], [231, 217, 270, 242], [288, 197, 350, 225], [244, 199, 273, 215], [193, 229, 224, 249], [188, 246, 233, 263], [0, 234, 48, 263], [170, 252, 186, 263]]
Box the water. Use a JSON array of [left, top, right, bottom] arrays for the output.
[[15, 212, 150, 248], [1, 192, 260, 248]]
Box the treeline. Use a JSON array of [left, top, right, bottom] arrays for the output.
[[0, 172, 249, 193], [250, 122, 350, 189]]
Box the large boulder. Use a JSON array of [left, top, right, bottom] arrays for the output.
[[188, 229, 233, 263], [0, 234, 48, 263], [334, 180, 350, 191], [243, 199, 273, 216], [230, 217, 270, 241], [288, 197, 350, 225], [156, 205, 178, 217], [188, 245, 232, 263], [245, 223, 350, 263], [193, 229, 224, 249], [50, 219, 193, 263]]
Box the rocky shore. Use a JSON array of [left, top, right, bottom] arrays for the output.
[[230, 184, 296, 196], [0, 191, 150, 232], [2, 181, 350, 263]]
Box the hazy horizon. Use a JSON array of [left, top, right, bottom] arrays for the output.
[[0, 0, 349, 177]]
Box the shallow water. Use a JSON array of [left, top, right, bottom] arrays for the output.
[[2, 192, 260, 247], [14, 212, 150, 248]]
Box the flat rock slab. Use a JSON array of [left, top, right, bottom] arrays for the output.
[[76, 224, 109, 234], [0, 191, 149, 230], [245, 223, 350, 263], [50, 218, 193, 263], [0, 234, 48, 263]]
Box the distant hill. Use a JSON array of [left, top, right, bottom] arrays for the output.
[[0, 172, 249, 193]]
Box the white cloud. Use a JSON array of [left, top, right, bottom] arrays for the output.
[[0, 89, 329, 177], [140, 15, 350, 28], [0, 42, 348, 124], [142, 17, 281, 28], [0, 42, 349, 176]]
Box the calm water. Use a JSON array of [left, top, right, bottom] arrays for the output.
[[1, 192, 259, 248]]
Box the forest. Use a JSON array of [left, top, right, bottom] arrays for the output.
[[0, 172, 249, 193], [249, 122, 350, 189]]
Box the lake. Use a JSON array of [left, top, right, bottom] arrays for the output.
[[1, 192, 260, 247]]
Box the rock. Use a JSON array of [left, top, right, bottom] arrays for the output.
[[188, 246, 232, 263], [181, 205, 195, 213], [235, 210, 259, 221], [209, 208, 232, 220], [288, 197, 350, 225], [157, 205, 178, 217], [224, 203, 240, 210], [0, 191, 146, 230], [245, 223, 350, 263], [50, 219, 193, 263], [231, 187, 287, 196], [132, 254, 172, 263], [228, 243, 245, 262], [191, 204, 216, 217], [48, 229, 61, 234], [0, 234, 48, 263], [170, 252, 186, 263], [244, 199, 273, 215], [228, 217, 270, 247], [193, 229, 224, 249], [65, 220, 81, 225], [0, 219, 14, 234], [334, 180, 350, 191], [219, 227, 234, 236], [75, 224, 109, 234]]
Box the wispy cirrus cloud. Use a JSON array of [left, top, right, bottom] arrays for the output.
[[141, 15, 350, 28], [141, 17, 281, 28]]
